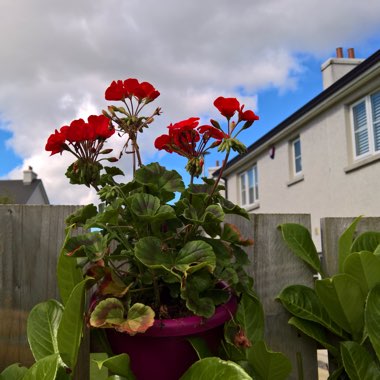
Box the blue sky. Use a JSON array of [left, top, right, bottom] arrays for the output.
[[0, 0, 379, 204]]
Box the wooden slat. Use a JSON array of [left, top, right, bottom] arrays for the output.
[[0, 205, 88, 379], [321, 217, 380, 276]]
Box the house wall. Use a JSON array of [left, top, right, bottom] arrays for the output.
[[27, 187, 48, 204], [225, 77, 380, 250]]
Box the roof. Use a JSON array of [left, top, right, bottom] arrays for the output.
[[0, 179, 50, 204], [218, 49, 380, 175]]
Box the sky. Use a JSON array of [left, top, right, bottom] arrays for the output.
[[0, 0, 379, 205]]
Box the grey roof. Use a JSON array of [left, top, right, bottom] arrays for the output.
[[0, 179, 50, 204]]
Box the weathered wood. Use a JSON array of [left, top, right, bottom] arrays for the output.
[[0, 205, 88, 379], [226, 213, 318, 379], [321, 217, 380, 276], [251, 214, 318, 380]]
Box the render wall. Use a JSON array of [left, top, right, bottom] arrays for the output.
[[226, 79, 380, 250]]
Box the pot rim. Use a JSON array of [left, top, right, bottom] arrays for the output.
[[142, 292, 238, 337]]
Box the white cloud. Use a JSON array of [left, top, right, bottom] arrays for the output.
[[0, 0, 379, 203]]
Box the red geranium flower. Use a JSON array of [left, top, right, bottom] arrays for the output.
[[105, 80, 126, 101], [239, 105, 259, 122], [45, 129, 67, 155], [214, 97, 240, 119], [88, 115, 115, 139]]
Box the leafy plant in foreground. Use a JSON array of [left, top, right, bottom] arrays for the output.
[[277, 217, 380, 379]]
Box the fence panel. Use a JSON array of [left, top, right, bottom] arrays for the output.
[[0, 205, 88, 379], [321, 217, 380, 276]]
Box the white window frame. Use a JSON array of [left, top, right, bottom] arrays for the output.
[[239, 165, 259, 207], [292, 136, 302, 176], [351, 90, 380, 160]]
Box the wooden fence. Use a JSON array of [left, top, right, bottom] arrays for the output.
[[1, 205, 379, 379]]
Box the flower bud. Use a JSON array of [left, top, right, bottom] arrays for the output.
[[107, 157, 119, 162], [99, 148, 113, 155]]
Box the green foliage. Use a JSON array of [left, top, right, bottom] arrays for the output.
[[277, 217, 380, 378], [179, 357, 252, 380]]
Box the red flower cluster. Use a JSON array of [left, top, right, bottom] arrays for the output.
[[105, 78, 160, 103], [154, 117, 225, 159], [45, 115, 114, 156], [214, 96, 259, 122]]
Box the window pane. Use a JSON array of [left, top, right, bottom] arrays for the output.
[[248, 169, 254, 204], [353, 101, 369, 156], [293, 138, 302, 174], [240, 174, 246, 205], [253, 166, 258, 200], [371, 92, 380, 151]]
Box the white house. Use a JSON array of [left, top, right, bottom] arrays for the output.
[[0, 167, 49, 204], [215, 48, 380, 249]]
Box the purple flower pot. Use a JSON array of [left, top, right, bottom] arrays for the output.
[[106, 294, 238, 380]]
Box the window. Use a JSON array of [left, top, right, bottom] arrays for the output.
[[292, 137, 302, 175], [351, 90, 380, 158], [240, 165, 258, 206]]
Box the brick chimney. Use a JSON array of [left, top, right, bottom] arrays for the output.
[[321, 47, 364, 89], [23, 166, 37, 185]]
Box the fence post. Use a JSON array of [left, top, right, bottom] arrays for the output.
[[226, 213, 318, 380], [0, 205, 89, 379]]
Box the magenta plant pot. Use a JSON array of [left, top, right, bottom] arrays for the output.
[[106, 294, 238, 380]]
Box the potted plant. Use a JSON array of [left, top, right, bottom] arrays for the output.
[[42, 78, 287, 379]]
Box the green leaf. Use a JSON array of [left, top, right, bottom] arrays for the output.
[[90, 298, 125, 327], [65, 204, 98, 226], [135, 238, 216, 276], [117, 303, 155, 335], [0, 364, 28, 380], [175, 241, 216, 274], [27, 300, 63, 361], [134, 162, 185, 193], [343, 251, 380, 295], [277, 285, 346, 338], [340, 341, 380, 380], [315, 274, 365, 339], [22, 353, 61, 380], [365, 283, 380, 360], [130, 193, 160, 219], [278, 223, 321, 274], [57, 277, 93, 370], [188, 337, 213, 359], [235, 293, 264, 345], [180, 357, 252, 380], [246, 340, 292, 380], [57, 225, 85, 305], [338, 216, 362, 272], [288, 317, 339, 357], [94, 354, 136, 379], [352, 232, 380, 254], [218, 197, 250, 219]]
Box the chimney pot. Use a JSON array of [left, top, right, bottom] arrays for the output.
[[336, 47, 343, 58], [23, 167, 37, 185], [347, 48, 355, 59]]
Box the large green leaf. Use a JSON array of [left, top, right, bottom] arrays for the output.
[[315, 274, 365, 339], [365, 283, 380, 360], [22, 353, 61, 380], [135, 238, 216, 275], [246, 340, 292, 380], [57, 225, 84, 305], [343, 251, 380, 295], [130, 193, 160, 220], [351, 231, 380, 254], [338, 216, 362, 272], [134, 162, 185, 193], [0, 364, 28, 380], [278, 223, 322, 274], [180, 357, 252, 380], [57, 278, 93, 370], [188, 337, 213, 359], [93, 353, 136, 379], [288, 317, 339, 357], [27, 300, 63, 361], [341, 341, 380, 380], [277, 285, 346, 337], [235, 293, 264, 345]]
